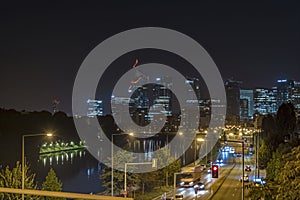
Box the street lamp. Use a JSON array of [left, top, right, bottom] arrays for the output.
[[22, 133, 53, 200], [194, 137, 204, 166], [111, 133, 134, 196], [255, 128, 261, 179], [124, 159, 157, 198]]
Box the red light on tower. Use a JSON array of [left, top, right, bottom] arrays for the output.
[[212, 165, 218, 178]]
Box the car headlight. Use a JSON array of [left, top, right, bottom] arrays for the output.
[[189, 182, 193, 185], [180, 182, 184, 186], [200, 185, 204, 189]]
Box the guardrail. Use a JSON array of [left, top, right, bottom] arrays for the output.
[[0, 187, 133, 200]]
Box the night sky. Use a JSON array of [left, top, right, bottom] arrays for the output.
[[0, 1, 299, 115]]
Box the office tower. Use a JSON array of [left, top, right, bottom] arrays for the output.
[[86, 99, 103, 117], [253, 88, 277, 115], [225, 79, 241, 121], [151, 76, 173, 117], [292, 81, 300, 118], [240, 89, 254, 120], [276, 79, 294, 108]]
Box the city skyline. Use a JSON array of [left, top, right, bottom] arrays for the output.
[[86, 77, 300, 119], [0, 1, 299, 115]]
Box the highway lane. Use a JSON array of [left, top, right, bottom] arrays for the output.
[[211, 160, 243, 200], [181, 143, 252, 200], [164, 142, 255, 200], [211, 153, 256, 200], [170, 150, 236, 200]]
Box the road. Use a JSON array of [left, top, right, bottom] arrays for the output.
[[211, 142, 264, 200], [211, 158, 243, 200], [161, 141, 263, 200], [167, 147, 236, 200]]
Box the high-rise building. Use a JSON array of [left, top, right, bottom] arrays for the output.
[[151, 76, 173, 117], [185, 77, 201, 100], [253, 88, 277, 115], [86, 99, 103, 117], [292, 81, 300, 118], [276, 79, 294, 108], [225, 79, 241, 120], [240, 89, 254, 120]]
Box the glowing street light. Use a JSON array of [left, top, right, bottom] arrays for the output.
[[111, 132, 134, 196], [22, 132, 53, 200]]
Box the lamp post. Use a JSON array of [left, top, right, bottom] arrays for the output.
[[124, 159, 157, 198], [173, 172, 181, 198], [194, 138, 205, 166], [22, 133, 53, 200], [255, 129, 261, 179], [111, 132, 134, 196]]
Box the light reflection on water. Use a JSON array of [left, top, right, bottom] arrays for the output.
[[31, 137, 197, 194], [39, 149, 86, 166], [34, 149, 104, 194]]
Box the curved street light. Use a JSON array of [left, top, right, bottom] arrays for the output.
[[22, 132, 53, 200]]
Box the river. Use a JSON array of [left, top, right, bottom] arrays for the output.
[[0, 135, 196, 195]]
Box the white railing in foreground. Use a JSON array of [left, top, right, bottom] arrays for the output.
[[0, 187, 133, 200]]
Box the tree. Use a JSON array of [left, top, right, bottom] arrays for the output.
[[138, 171, 158, 195], [261, 114, 277, 150], [275, 145, 300, 199], [250, 145, 300, 199], [42, 168, 65, 200], [276, 103, 297, 146], [266, 143, 292, 181], [0, 161, 38, 200], [258, 139, 271, 169], [100, 150, 139, 196], [152, 148, 181, 187]]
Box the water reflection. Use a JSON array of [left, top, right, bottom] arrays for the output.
[[32, 137, 200, 194], [33, 149, 104, 194], [39, 149, 86, 166]]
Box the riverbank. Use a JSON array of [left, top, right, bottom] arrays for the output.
[[39, 141, 86, 154]]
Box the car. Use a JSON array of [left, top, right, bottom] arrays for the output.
[[245, 165, 251, 172], [180, 181, 196, 187], [253, 178, 266, 187], [193, 182, 205, 190], [207, 168, 211, 173], [217, 158, 223, 163], [236, 153, 242, 157], [225, 146, 230, 151], [175, 194, 183, 200], [240, 174, 249, 182]]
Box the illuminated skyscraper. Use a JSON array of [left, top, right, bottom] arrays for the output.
[[86, 99, 103, 117], [276, 79, 294, 108], [253, 88, 277, 115], [151, 76, 173, 117], [292, 81, 300, 118]]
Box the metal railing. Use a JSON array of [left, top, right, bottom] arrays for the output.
[[0, 187, 133, 200]]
